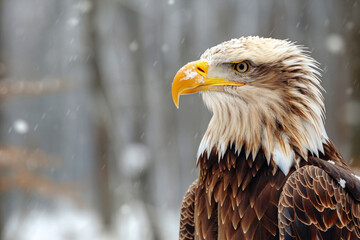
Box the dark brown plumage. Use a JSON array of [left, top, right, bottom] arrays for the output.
[[180, 141, 360, 240]]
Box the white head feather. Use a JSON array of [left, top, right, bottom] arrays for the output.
[[197, 37, 328, 175]]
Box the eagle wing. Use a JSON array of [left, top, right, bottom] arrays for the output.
[[278, 164, 360, 240], [180, 179, 198, 240]]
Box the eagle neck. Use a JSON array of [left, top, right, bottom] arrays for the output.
[[198, 90, 328, 175]]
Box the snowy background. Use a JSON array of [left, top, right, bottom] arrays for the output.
[[0, 0, 359, 239]]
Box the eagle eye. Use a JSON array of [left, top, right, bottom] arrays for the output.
[[233, 61, 250, 74]]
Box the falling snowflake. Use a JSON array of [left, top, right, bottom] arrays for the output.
[[129, 41, 139, 52], [346, 21, 354, 30], [352, 174, 360, 182], [67, 17, 80, 27], [346, 87, 353, 96], [74, 1, 93, 13], [327, 160, 335, 165], [161, 44, 169, 53], [326, 34, 345, 54], [339, 178, 346, 189], [13, 119, 29, 134]]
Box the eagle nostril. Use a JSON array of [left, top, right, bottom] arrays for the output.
[[197, 67, 205, 73]]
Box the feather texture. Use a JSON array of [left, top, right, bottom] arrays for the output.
[[278, 165, 360, 240], [180, 142, 360, 240]]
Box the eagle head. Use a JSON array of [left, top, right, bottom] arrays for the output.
[[172, 36, 329, 175]]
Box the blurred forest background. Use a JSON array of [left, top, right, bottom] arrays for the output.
[[0, 0, 359, 239]]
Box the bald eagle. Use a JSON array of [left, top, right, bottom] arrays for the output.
[[172, 37, 360, 240]]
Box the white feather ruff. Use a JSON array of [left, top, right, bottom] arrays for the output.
[[196, 37, 328, 176]]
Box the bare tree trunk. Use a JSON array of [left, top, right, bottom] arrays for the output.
[[116, 2, 160, 238], [85, 0, 113, 229]]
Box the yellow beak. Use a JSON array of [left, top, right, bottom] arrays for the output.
[[172, 60, 244, 108]]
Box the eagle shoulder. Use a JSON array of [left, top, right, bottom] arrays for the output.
[[179, 179, 198, 240], [278, 164, 360, 239]]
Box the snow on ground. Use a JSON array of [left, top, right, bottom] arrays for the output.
[[4, 207, 113, 240], [3, 202, 178, 240], [115, 201, 154, 240], [157, 208, 179, 240]]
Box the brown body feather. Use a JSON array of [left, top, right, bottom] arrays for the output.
[[179, 141, 360, 240]]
